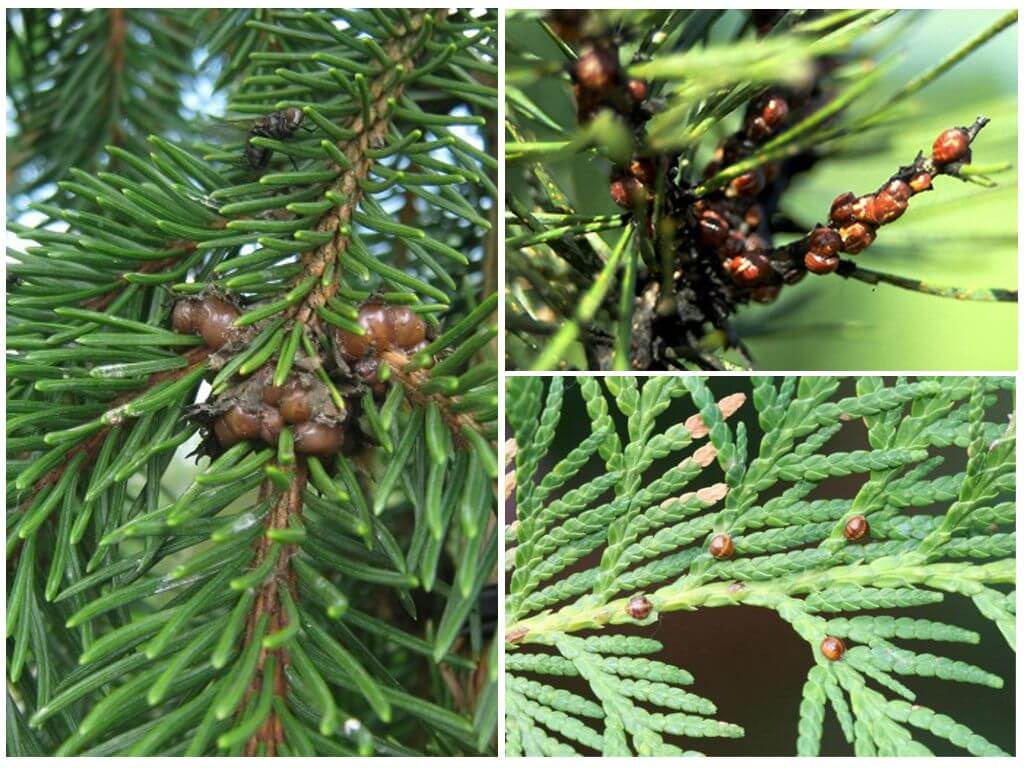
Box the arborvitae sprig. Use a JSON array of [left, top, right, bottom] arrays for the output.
[[505, 376, 1014, 756], [8, 8, 497, 757], [505, 10, 1017, 370]]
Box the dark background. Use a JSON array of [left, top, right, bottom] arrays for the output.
[[507, 376, 1015, 756]]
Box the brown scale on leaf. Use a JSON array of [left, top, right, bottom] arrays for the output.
[[193, 365, 347, 457], [171, 293, 246, 351], [626, 595, 653, 620], [332, 300, 432, 394]]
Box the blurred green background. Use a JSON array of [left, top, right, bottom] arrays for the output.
[[506, 10, 1018, 370]]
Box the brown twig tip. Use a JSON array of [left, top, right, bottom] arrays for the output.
[[697, 482, 730, 505], [692, 442, 719, 468], [505, 626, 529, 645], [504, 470, 516, 501], [684, 392, 748, 438]]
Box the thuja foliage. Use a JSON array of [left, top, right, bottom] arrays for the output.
[[7, 8, 498, 757], [505, 376, 1015, 756], [505, 10, 1018, 370]]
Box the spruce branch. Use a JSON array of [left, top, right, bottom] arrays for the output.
[[8, 7, 497, 757], [297, 10, 443, 323]]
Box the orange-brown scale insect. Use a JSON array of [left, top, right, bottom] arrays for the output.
[[293, 422, 344, 455], [932, 127, 970, 165], [843, 515, 869, 542], [820, 636, 845, 661], [626, 595, 653, 620], [709, 532, 734, 559]]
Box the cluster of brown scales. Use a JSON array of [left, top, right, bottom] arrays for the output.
[[172, 294, 432, 455]]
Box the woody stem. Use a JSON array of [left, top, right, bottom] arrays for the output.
[[242, 461, 308, 757]]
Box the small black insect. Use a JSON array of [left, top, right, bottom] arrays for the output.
[[245, 107, 306, 171]]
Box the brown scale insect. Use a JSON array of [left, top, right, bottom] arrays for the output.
[[279, 386, 313, 424], [909, 172, 933, 193], [829, 191, 857, 227], [258, 405, 283, 444], [209, 368, 346, 457], [245, 107, 306, 171], [843, 514, 869, 542], [709, 532, 734, 559], [746, 93, 789, 141], [697, 208, 731, 248], [213, 404, 270, 448], [726, 168, 766, 198], [804, 227, 843, 275], [293, 421, 344, 455], [172, 295, 242, 350], [725, 253, 771, 288], [571, 45, 622, 96], [932, 127, 971, 165], [838, 222, 876, 254], [820, 636, 845, 661], [626, 78, 649, 106], [626, 595, 653, 620], [335, 302, 429, 361], [628, 158, 657, 187], [609, 175, 649, 210]]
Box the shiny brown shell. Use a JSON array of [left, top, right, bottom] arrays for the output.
[[709, 532, 734, 560], [829, 191, 856, 226], [262, 383, 284, 406], [820, 636, 845, 661], [388, 306, 427, 350], [627, 78, 649, 105], [258, 405, 284, 444], [293, 422, 344, 455], [884, 179, 912, 203], [222, 405, 260, 440], [838, 222, 876, 254], [195, 296, 241, 350], [697, 209, 730, 248], [807, 227, 842, 259], [572, 46, 620, 93], [804, 251, 839, 275], [727, 169, 766, 198], [171, 300, 195, 334], [609, 176, 649, 209], [336, 303, 391, 360], [932, 127, 970, 165], [213, 416, 240, 447], [626, 595, 653, 620], [843, 514, 870, 542], [279, 387, 313, 424], [628, 158, 656, 186], [872, 189, 908, 225], [909, 172, 933, 193], [761, 96, 789, 128], [725, 253, 770, 288]]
